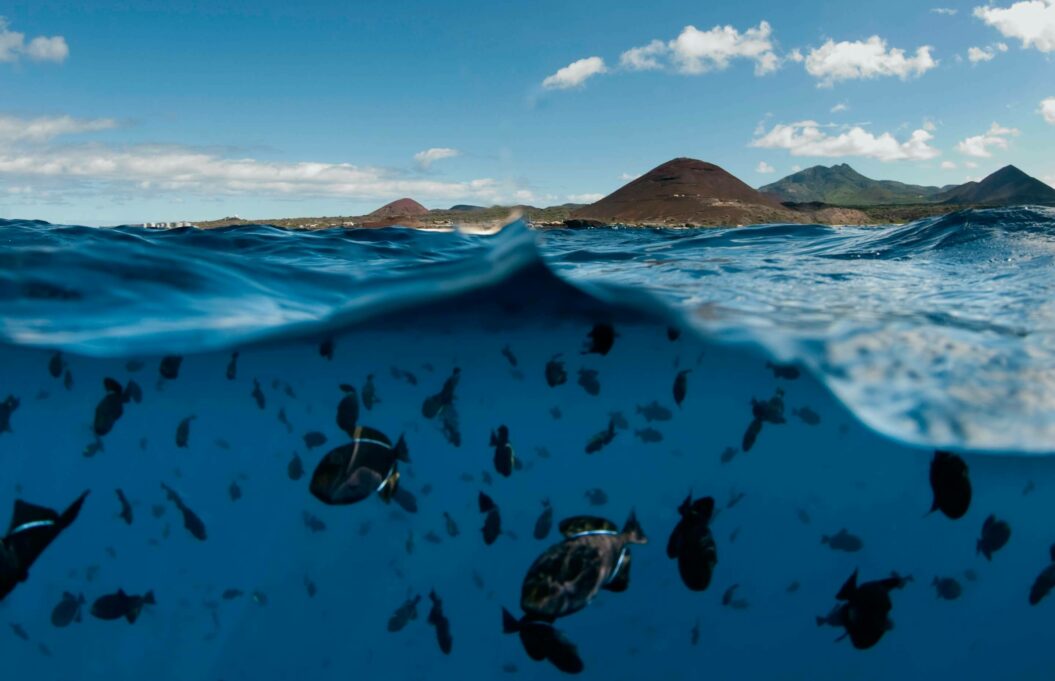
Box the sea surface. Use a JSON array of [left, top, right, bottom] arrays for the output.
[[0, 207, 1053, 680]]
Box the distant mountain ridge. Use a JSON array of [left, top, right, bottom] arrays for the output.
[[934, 165, 1055, 205], [760, 164, 949, 205]]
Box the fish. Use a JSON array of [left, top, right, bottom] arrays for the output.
[[444, 512, 460, 538], [37, 643, 51, 657], [673, 370, 689, 407], [309, 426, 412, 510], [1023, 480, 1036, 496], [225, 351, 238, 380], [726, 491, 746, 509], [304, 575, 317, 598], [719, 447, 738, 464], [549, 407, 562, 420], [796, 508, 812, 525], [388, 594, 421, 632], [91, 589, 156, 624], [585, 418, 618, 454], [636, 401, 673, 422], [766, 362, 800, 380], [501, 345, 518, 367], [63, 370, 74, 391], [667, 495, 718, 592], [928, 450, 972, 520], [502, 609, 583, 675], [440, 406, 462, 448], [1029, 544, 1055, 606], [977, 514, 1011, 561], [822, 529, 863, 553], [303, 431, 327, 449], [228, 481, 242, 501], [0, 490, 90, 601], [741, 388, 786, 452], [534, 500, 553, 540], [10, 623, 29, 640], [48, 351, 64, 378], [115, 489, 133, 525], [175, 415, 195, 448], [390, 366, 418, 386], [336, 384, 360, 437], [424, 531, 442, 545], [584, 489, 608, 506], [491, 425, 516, 477], [535, 447, 551, 459], [51, 591, 86, 627], [577, 369, 600, 396], [932, 576, 962, 600], [427, 590, 453, 654], [963, 569, 978, 582], [83, 437, 105, 458], [160, 483, 207, 541], [277, 407, 292, 433], [302, 511, 327, 533], [422, 367, 460, 420], [159, 355, 183, 380], [721, 584, 749, 610], [690, 619, 700, 646], [787, 581, 801, 593], [287, 453, 305, 481], [793, 407, 821, 426], [479, 492, 502, 545], [221, 588, 243, 600], [668, 327, 681, 341], [214, 438, 231, 450], [635, 427, 663, 443], [251, 590, 268, 606], [545, 355, 567, 387], [94, 378, 137, 436], [582, 323, 616, 356], [818, 570, 911, 650], [319, 337, 335, 360], [362, 374, 380, 410], [251, 379, 266, 410]]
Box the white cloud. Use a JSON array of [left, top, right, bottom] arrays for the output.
[[956, 122, 1020, 157], [932, 8, 959, 15], [751, 120, 941, 161], [413, 147, 459, 169], [756, 161, 776, 173], [792, 164, 802, 171], [831, 102, 850, 113], [620, 21, 780, 77], [1041, 97, 1055, 123], [542, 56, 607, 90], [567, 193, 604, 203], [0, 18, 68, 64], [974, 0, 1055, 52], [0, 115, 117, 143], [619, 172, 640, 181], [967, 42, 1009, 61], [965, 160, 979, 168], [941, 160, 958, 169], [804, 36, 937, 86]]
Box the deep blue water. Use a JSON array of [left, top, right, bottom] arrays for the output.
[[0, 208, 1054, 679]]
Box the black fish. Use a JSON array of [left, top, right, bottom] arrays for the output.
[[175, 415, 195, 448], [10, 623, 28, 640], [160, 483, 207, 541], [91, 589, 155, 624], [1029, 544, 1055, 606], [228, 481, 242, 502], [637, 401, 673, 422], [388, 594, 421, 632], [667, 327, 681, 341], [585, 418, 617, 454], [310, 426, 411, 507], [221, 588, 243, 600], [822, 529, 863, 553], [303, 431, 327, 449], [766, 362, 800, 380], [502, 609, 583, 675], [928, 451, 971, 520], [1, 490, 89, 601], [440, 405, 462, 448], [424, 530, 442, 545], [277, 407, 292, 433], [673, 370, 689, 407], [304, 575, 317, 598], [501, 345, 518, 368], [94, 378, 135, 436], [977, 514, 1011, 560], [319, 337, 335, 360], [635, 427, 663, 443], [719, 446, 738, 464], [479, 492, 502, 545], [667, 495, 718, 592], [491, 425, 516, 477], [0, 395, 19, 435], [115, 489, 133, 525], [534, 500, 553, 540], [159, 355, 183, 380], [389, 366, 418, 385], [287, 453, 305, 481], [427, 590, 453, 654], [63, 369, 74, 391], [582, 323, 616, 356], [48, 351, 64, 378], [741, 388, 785, 452], [721, 584, 749, 609], [50, 591, 85, 627], [422, 367, 460, 420], [545, 355, 567, 387], [443, 512, 460, 537], [302, 511, 327, 533], [819, 570, 910, 650], [577, 369, 600, 396], [792, 407, 821, 426], [362, 374, 380, 410], [336, 384, 359, 437], [225, 351, 238, 380], [932, 576, 962, 600], [584, 489, 608, 506], [251, 379, 266, 410]]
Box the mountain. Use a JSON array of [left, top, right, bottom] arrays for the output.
[[367, 198, 428, 219], [934, 165, 1055, 205], [447, 204, 486, 212], [760, 164, 946, 205], [569, 158, 806, 226]]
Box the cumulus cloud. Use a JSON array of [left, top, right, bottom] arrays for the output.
[[830, 102, 849, 113], [756, 161, 776, 173], [804, 36, 937, 86], [956, 122, 1020, 157], [751, 120, 941, 161], [941, 161, 958, 169], [620, 21, 780, 76], [1041, 97, 1055, 123], [0, 18, 68, 64], [0, 115, 117, 143], [967, 42, 1009, 62], [974, 0, 1055, 52], [567, 193, 604, 204], [413, 147, 459, 169], [542, 57, 607, 90], [932, 7, 959, 15]]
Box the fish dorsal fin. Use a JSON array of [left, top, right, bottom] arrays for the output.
[[9, 500, 59, 534], [339, 384, 354, 393], [558, 516, 617, 537], [693, 497, 715, 524], [103, 377, 123, 395], [117, 589, 127, 597], [836, 570, 858, 601], [478, 493, 496, 513]]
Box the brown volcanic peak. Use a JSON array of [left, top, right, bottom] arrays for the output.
[[570, 158, 793, 226], [366, 198, 428, 219]]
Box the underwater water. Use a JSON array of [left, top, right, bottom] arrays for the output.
[[0, 208, 1054, 680]]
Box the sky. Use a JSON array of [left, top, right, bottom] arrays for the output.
[[0, 0, 1053, 224]]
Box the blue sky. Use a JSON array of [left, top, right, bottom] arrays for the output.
[[0, 0, 1053, 223]]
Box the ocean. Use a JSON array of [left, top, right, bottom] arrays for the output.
[[1, 207, 1054, 680]]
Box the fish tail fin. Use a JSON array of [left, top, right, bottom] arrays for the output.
[[59, 490, 90, 529], [144, 591, 156, 605], [622, 510, 647, 544], [394, 435, 410, 463], [836, 570, 858, 601], [501, 608, 521, 634]]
